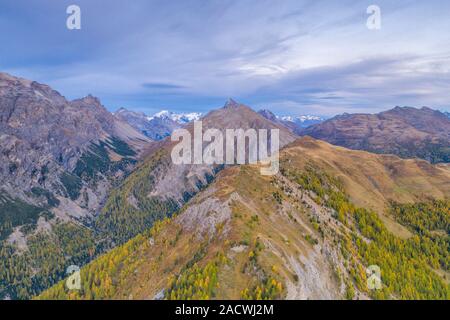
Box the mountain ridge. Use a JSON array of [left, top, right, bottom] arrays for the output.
[[0, 72, 151, 299], [300, 106, 450, 164], [1, 72, 449, 300], [38, 135, 450, 300], [258, 109, 324, 134], [114, 107, 202, 140]]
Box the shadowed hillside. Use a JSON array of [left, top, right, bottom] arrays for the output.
[[301, 107, 450, 164], [39, 137, 450, 300]]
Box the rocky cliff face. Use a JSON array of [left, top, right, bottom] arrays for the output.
[[39, 136, 450, 300], [0, 72, 151, 240]]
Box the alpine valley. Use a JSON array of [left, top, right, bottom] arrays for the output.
[[0, 73, 449, 300]]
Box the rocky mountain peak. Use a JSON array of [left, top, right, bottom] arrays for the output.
[[72, 94, 103, 109], [223, 98, 240, 109], [0, 72, 150, 213], [115, 107, 131, 115], [258, 109, 277, 122], [301, 106, 450, 164]]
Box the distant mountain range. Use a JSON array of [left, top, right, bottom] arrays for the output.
[[258, 109, 324, 134], [115, 108, 176, 140], [301, 106, 450, 164], [148, 110, 203, 124], [1, 72, 450, 301], [116, 106, 322, 140], [280, 114, 324, 127], [114, 108, 202, 140], [41, 129, 450, 301]]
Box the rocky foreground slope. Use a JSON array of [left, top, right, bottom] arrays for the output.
[[40, 137, 450, 300], [0, 73, 151, 299], [94, 98, 297, 246], [0, 72, 151, 228], [2, 73, 449, 300]]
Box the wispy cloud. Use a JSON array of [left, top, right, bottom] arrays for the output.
[[142, 82, 186, 90], [1, 0, 449, 115]]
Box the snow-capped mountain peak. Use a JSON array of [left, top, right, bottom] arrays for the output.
[[280, 115, 323, 123], [148, 110, 202, 124], [148, 110, 171, 120], [171, 112, 202, 124]]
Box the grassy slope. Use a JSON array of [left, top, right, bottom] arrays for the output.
[[283, 137, 450, 238], [38, 137, 450, 300], [0, 136, 142, 299], [38, 166, 304, 300]]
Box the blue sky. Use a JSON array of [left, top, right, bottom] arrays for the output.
[[1, 0, 450, 116]]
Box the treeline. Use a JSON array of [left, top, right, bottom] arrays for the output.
[[1, 149, 180, 299], [166, 256, 224, 300], [37, 218, 172, 300], [1, 138, 177, 299], [281, 162, 449, 300], [94, 150, 179, 246], [0, 193, 48, 240], [0, 222, 96, 299], [390, 200, 450, 235], [241, 277, 283, 300]]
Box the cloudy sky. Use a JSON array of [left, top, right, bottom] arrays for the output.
[[1, 0, 450, 116]]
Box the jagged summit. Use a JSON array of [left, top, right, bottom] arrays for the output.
[[0, 71, 150, 217], [223, 98, 240, 109], [72, 94, 102, 106], [258, 109, 277, 121], [114, 107, 129, 114]]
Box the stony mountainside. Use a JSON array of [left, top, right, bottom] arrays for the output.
[[300, 106, 450, 164], [94, 98, 297, 245], [40, 136, 450, 300], [1, 94, 296, 299], [0, 72, 152, 298]]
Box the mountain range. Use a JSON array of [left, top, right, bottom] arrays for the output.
[[0, 72, 151, 226], [0, 72, 152, 298], [114, 108, 202, 140], [0, 72, 449, 300], [148, 110, 203, 124], [116, 106, 322, 140], [257, 109, 324, 135], [301, 106, 450, 164], [40, 136, 450, 300]]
